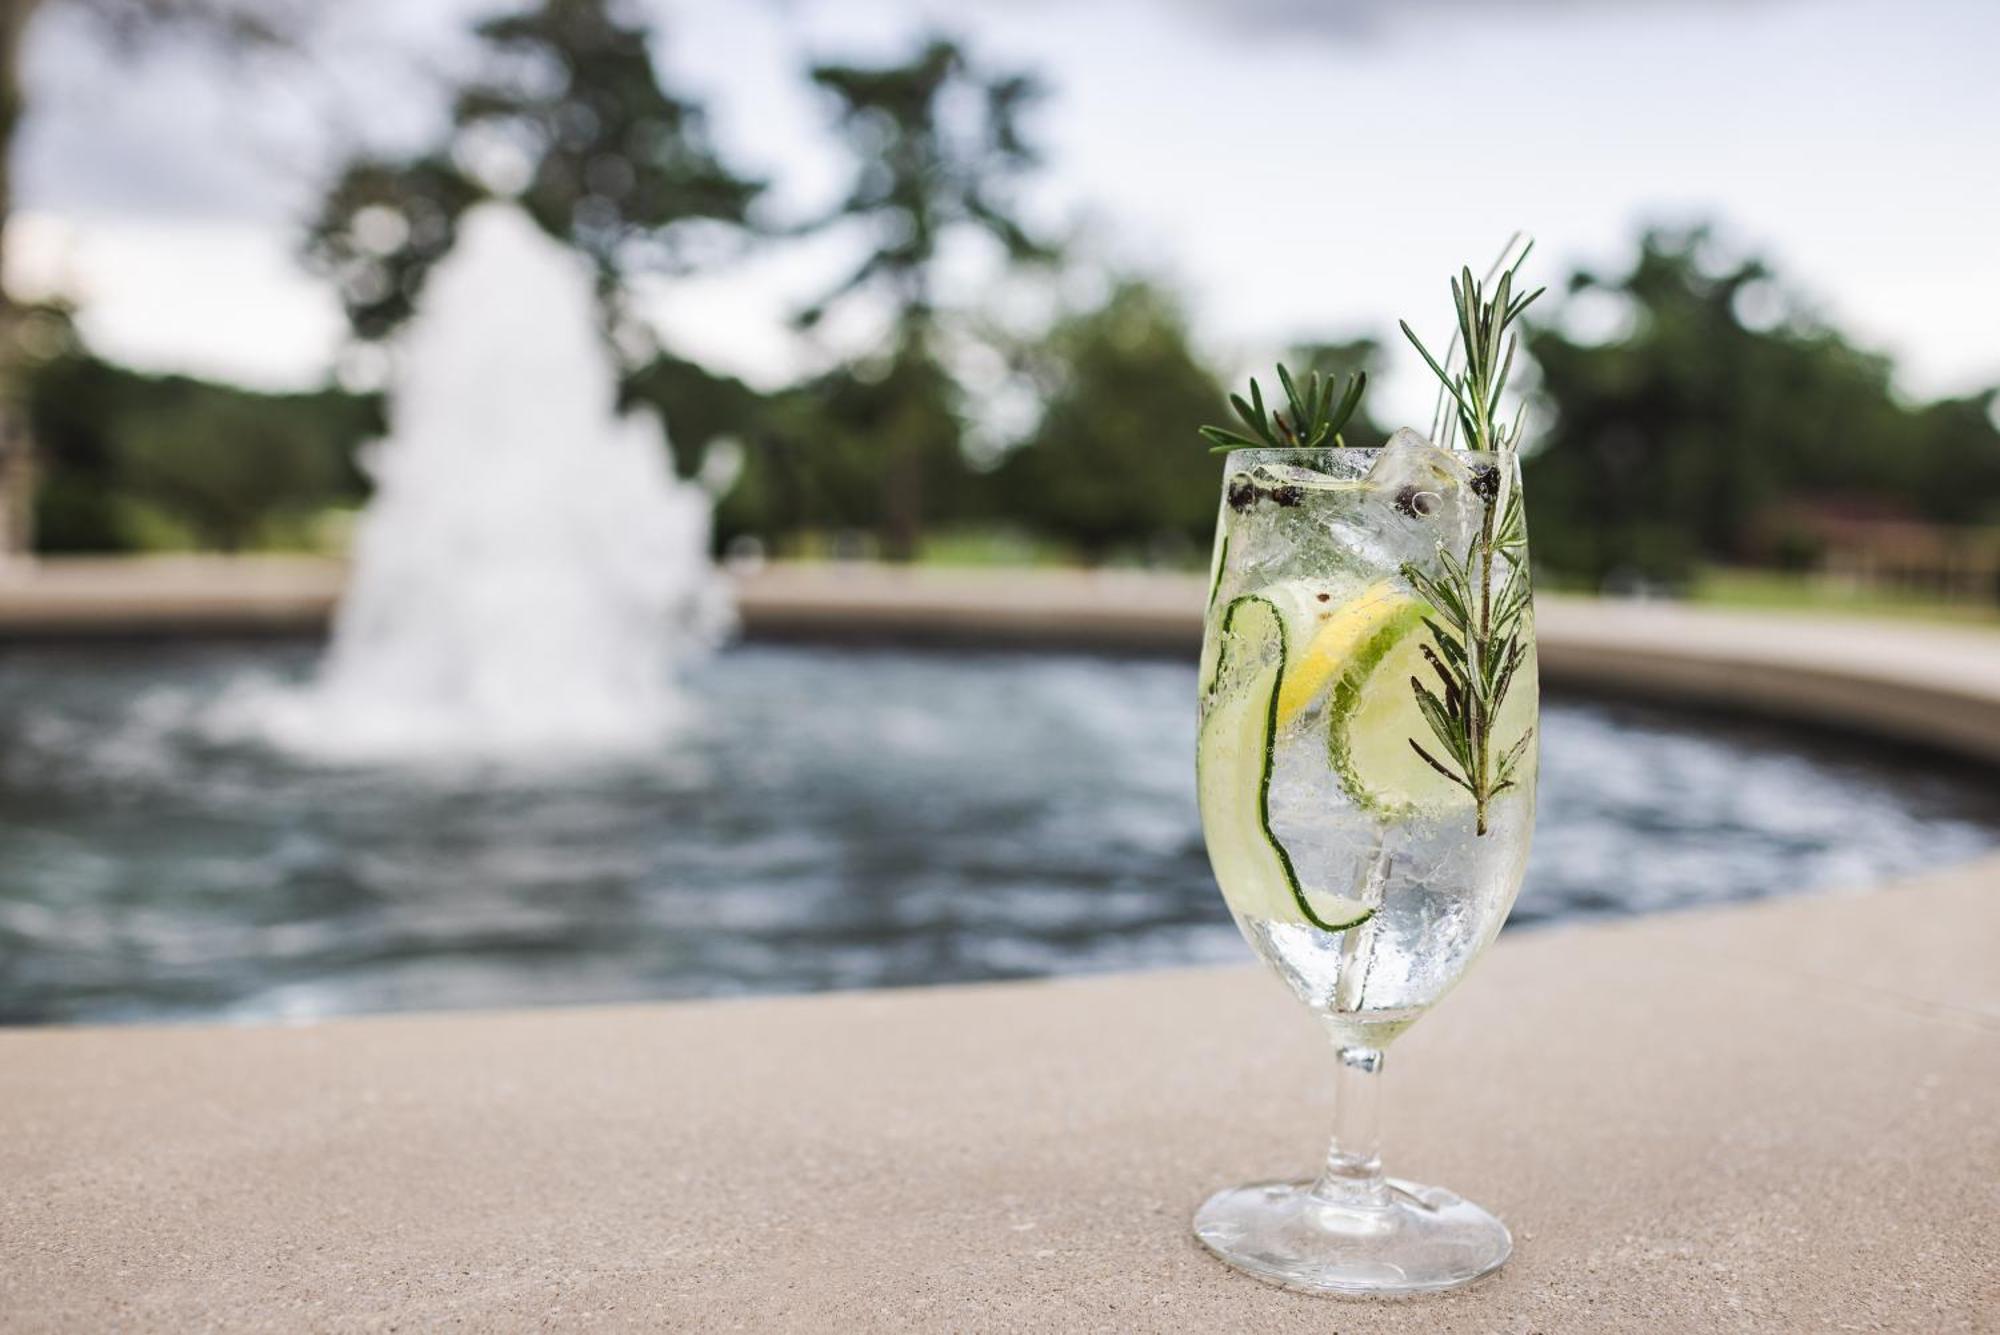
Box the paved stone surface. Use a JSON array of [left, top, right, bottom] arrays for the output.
[[4, 856, 1996, 1332]]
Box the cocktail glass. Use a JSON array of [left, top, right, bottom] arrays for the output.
[[1193, 435, 1537, 1296]]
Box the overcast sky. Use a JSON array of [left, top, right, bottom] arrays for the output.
[[10, 0, 1998, 429]]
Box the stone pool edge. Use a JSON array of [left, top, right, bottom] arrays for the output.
[[4, 556, 1997, 765]]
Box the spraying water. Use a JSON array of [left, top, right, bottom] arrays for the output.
[[239, 203, 728, 761]]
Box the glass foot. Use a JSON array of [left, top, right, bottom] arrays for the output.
[[1193, 1177, 1512, 1297]]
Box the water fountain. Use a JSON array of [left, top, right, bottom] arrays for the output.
[[14, 217, 1991, 1029], [247, 203, 728, 760]]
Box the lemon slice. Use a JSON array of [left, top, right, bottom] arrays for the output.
[[1273, 579, 1417, 726], [1197, 593, 1373, 932]]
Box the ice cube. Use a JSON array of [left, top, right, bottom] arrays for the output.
[[1350, 428, 1482, 574], [1224, 455, 1368, 579]]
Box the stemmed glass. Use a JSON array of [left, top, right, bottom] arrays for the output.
[[1192, 436, 1537, 1295]]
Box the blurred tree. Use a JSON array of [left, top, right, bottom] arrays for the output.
[[620, 351, 915, 556], [801, 36, 1053, 560], [994, 307, 1388, 563], [992, 280, 1226, 562], [28, 316, 379, 552], [620, 349, 805, 548], [0, 0, 309, 553], [111, 389, 369, 551], [307, 0, 759, 343], [1524, 228, 2000, 587]]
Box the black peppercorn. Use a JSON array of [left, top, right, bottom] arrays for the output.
[[1470, 461, 1501, 503], [1394, 486, 1440, 519], [1227, 477, 1257, 511], [1270, 484, 1303, 507]]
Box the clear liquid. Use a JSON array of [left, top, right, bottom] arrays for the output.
[[1200, 444, 1537, 1046], [1238, 796, 1532, 1047]]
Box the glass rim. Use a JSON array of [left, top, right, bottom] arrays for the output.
[[1219, 445, 1390, 460], [1219, 443, 1516, 462]]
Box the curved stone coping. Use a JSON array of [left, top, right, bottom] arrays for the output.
[[1533, 598, 2000, 766], [4, 854, 1994, 1330], [739, 566, 2000, 764], [0, 555, 344, 638], [3, 557, 1996, 763]]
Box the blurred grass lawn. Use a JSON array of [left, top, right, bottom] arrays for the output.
[[1688, 568, 1999, 626], [907, 534, 2000, 628]]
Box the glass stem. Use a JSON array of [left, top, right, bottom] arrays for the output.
[[1313, 1043, 1388, 1208]]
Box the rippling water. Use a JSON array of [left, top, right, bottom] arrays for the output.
[[1, 642, 1994, 1024]]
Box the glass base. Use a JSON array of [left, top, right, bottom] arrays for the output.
[[1193, 1177, 1512, 1297]]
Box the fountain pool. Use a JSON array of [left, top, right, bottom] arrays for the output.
[[6, 204, 1992, 1026], [2, 640, 1995, 1024], [244, 203, 727, 761]]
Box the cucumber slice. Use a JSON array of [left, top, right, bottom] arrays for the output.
[[1198, 594, 1374, 933]]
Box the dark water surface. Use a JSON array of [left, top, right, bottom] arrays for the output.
[[2, 642, 1995, 1024]]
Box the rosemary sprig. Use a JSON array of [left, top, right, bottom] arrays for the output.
[[1398, 249, 1543, 453], [1198, 362, 1367, 453], [1400, 499, 1534, 834], [1397, 251, 1541, 834]]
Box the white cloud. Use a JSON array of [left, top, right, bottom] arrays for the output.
[[7, 211, 345, 390]]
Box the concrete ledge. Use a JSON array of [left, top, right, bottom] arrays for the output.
[[1532, 597, 2000, 765], [0, 555, 342, 638], [5, 557, 1996, 765], [735, 562, 1204, 651], [4, 855, 1995, 1331]]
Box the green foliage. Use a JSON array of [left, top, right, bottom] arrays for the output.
[[802, 37, 1052, 330], [28, 349, 377, 552], [621, 352, 803, 549], [798, 352, 971, 545], [994, 280, 1226, 560], [306, 0, 759, 340], [1386, 249, 1542, 836], [802, 36, 1053, 559], [621, 351, 767, 483], [1522, 228, 2000, 585], [620, 349, 972, 553], [299, 20, 1068, 564]]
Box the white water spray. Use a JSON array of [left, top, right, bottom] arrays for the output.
[[241, 203, 728, 760]]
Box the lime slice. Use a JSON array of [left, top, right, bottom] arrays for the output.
[[1198, 593, 1373, 932], [1325, 607, 1539, 817]]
